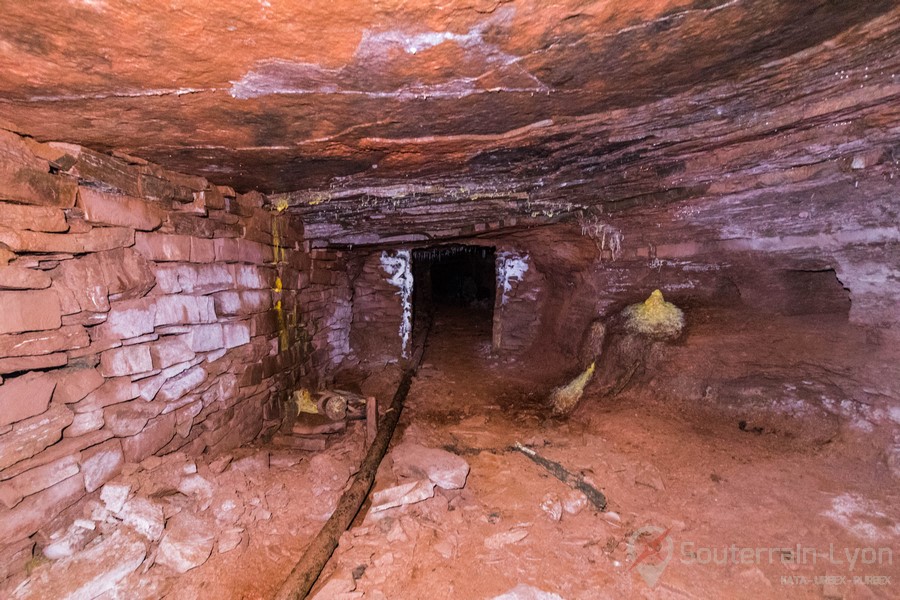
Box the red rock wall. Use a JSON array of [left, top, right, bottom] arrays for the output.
[[491, 247, 544, 354], [0, 130, 331, 578], [346, 242, 545, 361], [302, 248, 353, 380], [349, 251, 407, 363], [332, 176, 897, 367]]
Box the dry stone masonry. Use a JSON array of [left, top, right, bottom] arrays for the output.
[[0, 129, 352, 583]]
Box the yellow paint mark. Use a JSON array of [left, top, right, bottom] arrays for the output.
[[293, 388, 318, 414], [271, 205, 289, 351], [274, 298, 289, 351], [271, 215, 284, 264]]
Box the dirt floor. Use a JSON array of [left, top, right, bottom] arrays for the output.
[[13, 306, 898, 599], [302, 308, 898, 599]]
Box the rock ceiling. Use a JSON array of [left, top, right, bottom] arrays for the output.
[[0, 0, 898, 206]]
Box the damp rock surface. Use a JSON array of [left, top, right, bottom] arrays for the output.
[[0, 2, 895, 197]]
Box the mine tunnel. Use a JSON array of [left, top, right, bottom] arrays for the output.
[[412, 244, 496, 347], [0, 1, 899, 599]]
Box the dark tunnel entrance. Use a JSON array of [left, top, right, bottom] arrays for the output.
[[412, 244, 496, 341]]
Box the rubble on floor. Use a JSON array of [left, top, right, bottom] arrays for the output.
[[389, 442, 470, 490], [492, 584, 565, 600], [3, 439, 359, 599]]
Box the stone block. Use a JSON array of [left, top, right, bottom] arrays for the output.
[[134, 371, 168, 402], [216, 185, 236, 199], [0, 130, 77, 207], [213, 290, 271, 316], [91, 297, 156, 340], [491, 585, 564, 600], [0, 538, 35, 582], [199, 185, 225, 210], [139, 173, 194, 203], [186, 324, 224, 352], [152, 263, 234, 295], [0, 473, 84, 542], [104, 400, 163, 437], [0, 455, 79, 509], [0, 266, 51, 289], [156, 365, 207, 404], [0, 352, 67, 374], [168, 214, 219, 238], [119, 496, 165, 541], [190, 237, 215, 262], [222, 322, 251, 349], [51, 367, 104, 404], [233, 264, 271, 289], [173, 400, 202, 437], [53, 274, 106, 315], [0, 289, 61, 334], [370, 479, 436, 513], [75, 376, 139, 413], [100, 482, 131, 514], [134, 232, 191, 262], [214, 238, 269, 264], [0, 430, 110, 481], [155, 512, 214, 573], [0, 324, 88, 358], [310, 269, 337, 285], [12, 526, 146, 600], [80, 438, 124, 493], [99, 344, 153, 377], [25, 138, 79, 168], [0, 404, 73, 471], [153, 295, 216, 326], [101, 249, 156, 301], [250, 311, 278, 336], [0, 226, 134, 254], [149, 336, 195, 369], [150, 265, 181, 294], [77, 186, 163, 231], [217, 527, 243, 554], [237, 191, 265, 209], [0, 372, 56, 427], [64, 409, 104, 438], [121, 412, 177, 462], [52, 248, 155, 313], [49, 142, 142, 197]]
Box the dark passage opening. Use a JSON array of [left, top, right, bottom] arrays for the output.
[[412, 244, 496, 341], [736, 267, 852, 317]]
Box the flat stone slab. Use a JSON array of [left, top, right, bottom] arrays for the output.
[[390, 442, 470, 490], [14, 527, 147, 600], [155, 513, 215, 573], [491, 584, 565, 600], [370, 479, 436, 513]]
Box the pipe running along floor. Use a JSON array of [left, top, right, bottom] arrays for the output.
[[15, 307, 897, 599]]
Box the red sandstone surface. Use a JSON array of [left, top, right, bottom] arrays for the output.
[[0, 2, 898, 598]]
